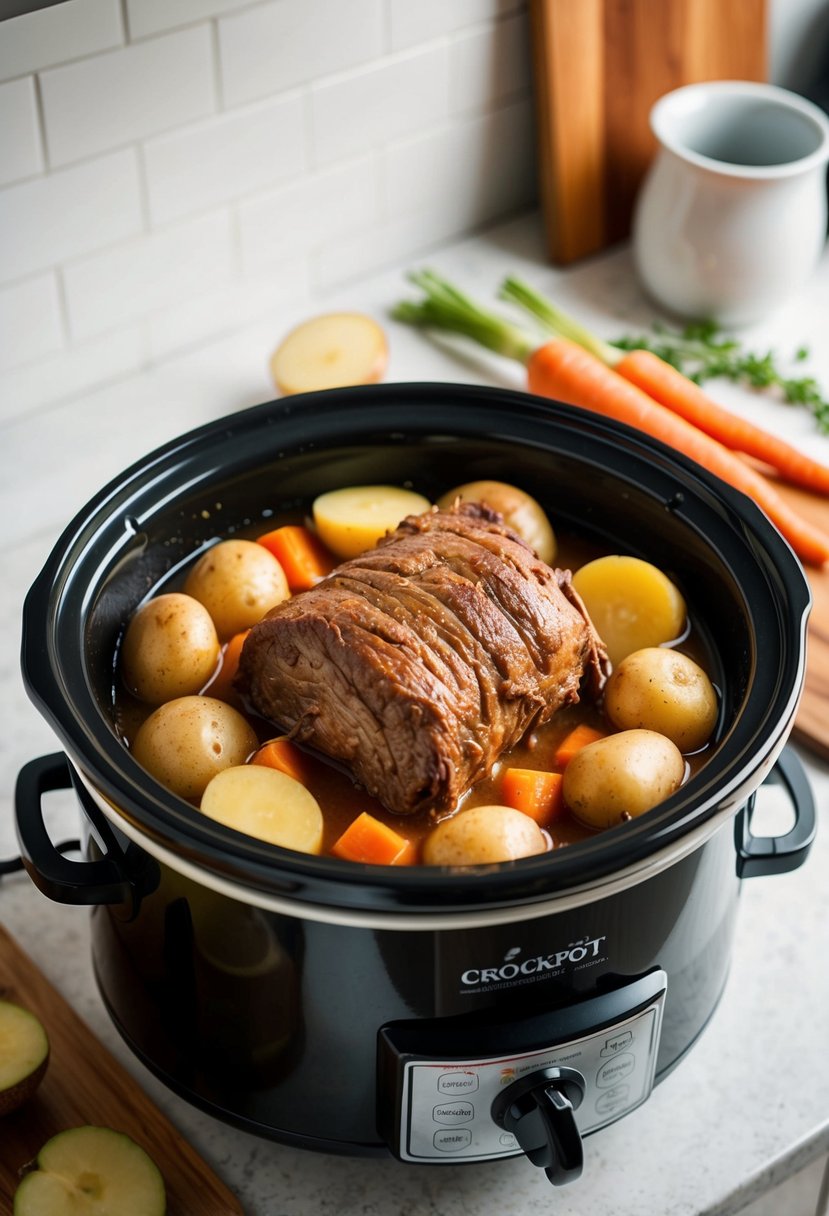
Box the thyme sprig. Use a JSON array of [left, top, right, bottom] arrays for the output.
[[611, 320, 829, 434]]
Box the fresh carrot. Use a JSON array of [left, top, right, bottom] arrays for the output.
[[257, 524, 336, 592], [553, 724, 606, 768], [251, 737, 309, 783], [500, 275, 829, 496], [500, 767, 564, 826], [331, 812, 416, 865], [393, 271, 829, 566], [202, 628, 250, 704]]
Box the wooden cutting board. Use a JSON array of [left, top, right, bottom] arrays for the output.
[[530, 0, 768, 264], [775, 483, 829, 763], [0, 924, 242, 1216]]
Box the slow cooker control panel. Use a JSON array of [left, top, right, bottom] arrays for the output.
[[378, 970, 666, 1164]]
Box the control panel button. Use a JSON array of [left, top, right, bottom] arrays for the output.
[[438, 1071, 479, 1095], [433, 1128, 472, 1152], [595, 1084, 631, 1115], [433, 1102, 474, 1125], [600, 1030, 633, 1057], [596, 1053, 636, 1088]]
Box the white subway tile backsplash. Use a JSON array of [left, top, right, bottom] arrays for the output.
[[219, 0, 384, 109], [0, 273, 63, 373], [126, 0, 252, 41], [389, 0, 525, 53], [450, 12, 532, 113], [310, 45, 450, 166], [238, 159, 378, 272], [0, 325, 143, 424], [145, 94, 306, 226], [63, 210, 235, 339], [0, 78, 43, 185], [146, 263, 308, 362], [384, 99, 535, 228], [0, 149, 143, 284], [40, 26, 216, 167], [0, 0, 123, 83]]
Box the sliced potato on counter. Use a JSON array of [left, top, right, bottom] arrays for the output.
[[605, 647, 718, 752], [184, 539, 289, 641], [437, 479, 556, 564], [200, 765, 324, 854], [270, 312, 388, 395], [563, 729, 685, 829], [0, 999, 49, 1117], [13, 1126, 165, 1216], [571, 555, 686, 667], [312, 485, 431, 559], [423, 805, 547, 867]]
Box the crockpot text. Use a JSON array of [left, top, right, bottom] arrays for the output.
[[461, 936, 607, 988]]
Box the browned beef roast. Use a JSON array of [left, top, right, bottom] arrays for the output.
[[237, 503, 610, 816]]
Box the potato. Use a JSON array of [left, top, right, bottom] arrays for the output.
[[270, 312, 388, 395], [563, 729, 685, 829], [184, 539, 289, 640], [437, 479, 556, 564], [120, 592, 220, 705], [605, 647, 718, 752], [200, 765, 323, 854], [131, 696, 258, 800], [422, 804, 547, 867], [312, 486, 431, 560], [571, 555, 686, 667]]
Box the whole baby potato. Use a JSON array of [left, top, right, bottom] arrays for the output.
[[605, 647, 718, 752], [121, 592, 220, 705], [184, 539, 289, 640], [563, 729, 685, 829], [437, 480, 556, 564], [423, 804, 547, 867], [131, 696, 259, 800]]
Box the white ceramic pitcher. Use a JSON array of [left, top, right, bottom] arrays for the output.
[[632, 80, 829, 326]]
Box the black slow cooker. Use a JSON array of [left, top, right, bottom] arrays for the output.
[[16, 384, 816, 1186]]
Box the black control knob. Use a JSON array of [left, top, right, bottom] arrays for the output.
[[491, 1065, 585, 1186]]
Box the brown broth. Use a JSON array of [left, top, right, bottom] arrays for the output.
[[113, 518, 718, 863]]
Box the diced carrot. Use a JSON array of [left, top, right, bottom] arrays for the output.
[[251, 737, 308, 783], [554, 724, 606, 769], [331, 811, 416, 865], [257, 524, 336, 592], [202, 629, 250, 704], [500, 767, 564, 826]]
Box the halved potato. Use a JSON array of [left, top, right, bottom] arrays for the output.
[[571, 555, 686, 667], [200, 765, 324, 854], [312, 485, 431, 559], [270, 313, 388, 395]]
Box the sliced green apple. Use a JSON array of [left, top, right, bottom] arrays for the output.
[[0, 998, 49, 1116], [14, 1125, 166, 1216]]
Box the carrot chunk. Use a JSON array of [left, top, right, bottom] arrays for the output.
[[257, 525, 336, 592], [332, 812, 416, 865], [500, 767, 564, 826], [251, 737, 309, 783], [553, 724, 606, 769], [201, 628, 250, 704]]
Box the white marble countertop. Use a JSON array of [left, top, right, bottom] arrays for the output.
[[1, 212, 828, 1216]]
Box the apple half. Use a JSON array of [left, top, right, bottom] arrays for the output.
[[0, 998, 49, 1116], [14, 1125, 166, 1216]]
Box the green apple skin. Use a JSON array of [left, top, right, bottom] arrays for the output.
[[0, 999, 50, 1117]]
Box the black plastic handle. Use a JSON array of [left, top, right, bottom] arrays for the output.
[[15, 753, 136, 907], [735, 747, 816, 879]]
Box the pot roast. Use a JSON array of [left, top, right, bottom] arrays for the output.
[[238, 503, 610, 816]]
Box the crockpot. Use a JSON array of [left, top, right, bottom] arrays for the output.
[[16, 383, 816, 1186]]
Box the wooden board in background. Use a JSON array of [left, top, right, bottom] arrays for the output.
[[775, 483, 829, 764], [0, 924, 243, 1216], [530, 0, 768, 264]]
